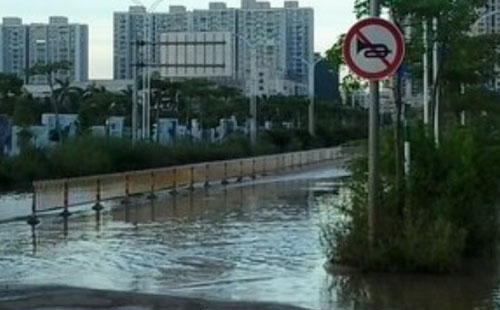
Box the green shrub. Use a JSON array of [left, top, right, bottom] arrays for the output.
[[8, 147, 50, 189], [321, 125, 500, 272], [0, 117, 367, 191]]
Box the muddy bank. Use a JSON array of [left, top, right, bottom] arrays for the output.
[[0, 286, 309, 310]]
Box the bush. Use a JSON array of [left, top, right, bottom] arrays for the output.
[[320, 125, 500, 272], [0, 128, 337, 190], [0, 113, 368, 191]]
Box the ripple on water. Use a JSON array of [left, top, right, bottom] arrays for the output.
[[1, 172, 500, 310]]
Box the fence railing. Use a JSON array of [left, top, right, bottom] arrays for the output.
[[30, 147, 345, 221]]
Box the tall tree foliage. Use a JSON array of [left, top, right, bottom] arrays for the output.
[[350, 0, 499, 210], [26, 61, 70, 141], [325, 35, 365, 106]]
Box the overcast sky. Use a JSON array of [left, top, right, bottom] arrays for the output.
[[1, 0, 356, 79]]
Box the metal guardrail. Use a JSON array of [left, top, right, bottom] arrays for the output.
[[28, 147, 344, 223]]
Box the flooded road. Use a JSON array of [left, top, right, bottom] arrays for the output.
[[1, 165, 500, 310]]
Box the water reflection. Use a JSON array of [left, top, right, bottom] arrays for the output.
[[325, 262, 500, 310], [63, 216, 69, 238], [30, 224, 37, 255], [1, 170, 500, 310]]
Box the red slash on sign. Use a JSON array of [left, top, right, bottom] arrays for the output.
[[343, 17, 405, 81]]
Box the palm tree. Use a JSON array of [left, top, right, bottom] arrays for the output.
[[55, 78, 83, 113], [180, 79, 215, 125], [77, 90, 125, 133], [26, 61, 70, 141], [83, 83, 106, 99]]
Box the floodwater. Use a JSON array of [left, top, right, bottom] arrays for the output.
[[0, 166, 500, 310]]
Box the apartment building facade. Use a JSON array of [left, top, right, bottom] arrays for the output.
[[0, 17, 88, 84], [113, 0, 313, 96]]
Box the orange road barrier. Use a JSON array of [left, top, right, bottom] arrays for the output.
[[30, 147, 347, 220]]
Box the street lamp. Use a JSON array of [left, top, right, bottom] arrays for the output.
[[233, 33, 258, 146], [130, 0, 165, 141], [296, 57, 321, 137], [472, 10, 500, 29], [459, 10, 500, 126], [423, 10, 500, 128]]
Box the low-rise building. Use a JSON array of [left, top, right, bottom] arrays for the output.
[[23, 79, 134, 98], [351, 88, 396, 115]]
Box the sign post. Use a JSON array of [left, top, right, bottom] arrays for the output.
[[343, 7, 405, 250]]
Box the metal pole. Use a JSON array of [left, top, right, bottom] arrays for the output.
[[250, 48, 257, 146], [423, 19, 429, 125], [432, 17, 439, 147], [308, 62, 315, 136], [404, 103, 411, 176], [132, 42, 138, 143], [142, 61, 147, 139], [145, 14, 152, 141], [368, 0, 380, 251]]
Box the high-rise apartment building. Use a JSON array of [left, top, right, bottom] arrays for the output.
[[472, 0, 500, 90], [0, 18, 28, 80], [0, 17, 88, 84], [113, 0, 314, 96], [474, 0, 500, 34], [27, 17, 88, 84], [285, 1, 314, 86]]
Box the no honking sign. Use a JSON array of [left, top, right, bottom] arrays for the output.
[[343, 18, 405, 81]]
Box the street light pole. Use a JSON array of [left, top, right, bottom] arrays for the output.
[[458, 10, 500, 127], [233, 33, 258, 146], [368, 0, 380, 251], [298, 58, 321, 137], [131, 0, 164, 141], [472, 10, 500, 29], [132, 41, 139, 143], [250, 47, 258, 146], [142, 37, 148, 139]]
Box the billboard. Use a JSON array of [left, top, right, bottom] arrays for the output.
[[160, 32, 234, 78]]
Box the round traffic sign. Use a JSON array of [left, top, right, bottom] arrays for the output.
[[343, 17, 405, 81]]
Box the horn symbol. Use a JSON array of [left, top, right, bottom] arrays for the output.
[[357, 39, 370, 54], [356, 39, 392, 59]]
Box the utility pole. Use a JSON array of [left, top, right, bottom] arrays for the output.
[[132, 41, 139, 143], [249, 45, 258, 146], [368, 0, 380, 251], [131, 0, 165, 141], [232, 33, 258, 146]]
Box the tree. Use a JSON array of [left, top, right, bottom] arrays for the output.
[[325, 35, 366, 107], [12, 97, 37, 127], [121, 86, 134, 127], [349, 0, 497, 211], [77, 89, 128, 134], [26, 61, 70, 142], [261, 96, 309, 129], [11, 97, 38, 152], [55, 78, 83, 114], [325, 34, 345, 72], [0, 74, 24, 116]]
